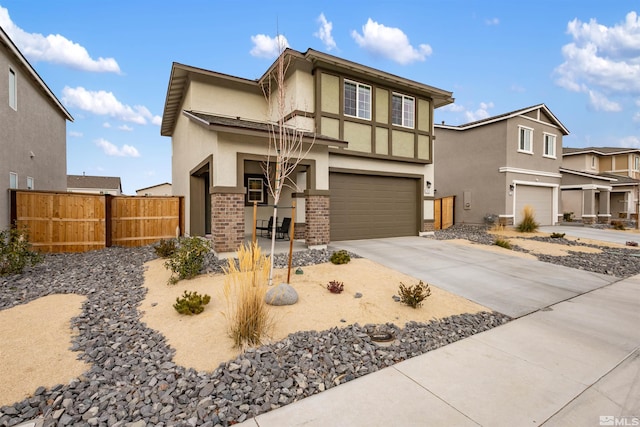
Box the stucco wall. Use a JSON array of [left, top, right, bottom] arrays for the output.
[[189, 80, 266, 121]]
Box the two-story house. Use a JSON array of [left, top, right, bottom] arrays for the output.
[[0, 26, 73, 230], [161, 48, 454, 253], [434, 104, 569, 226], [67, 174, 123, 195], [562, 147, 640, 221]]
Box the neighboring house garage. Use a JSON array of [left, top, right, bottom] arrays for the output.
[[515, 185, 554, 226], [329, 172, 419, 240]]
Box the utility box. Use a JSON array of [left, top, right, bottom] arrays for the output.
[[463, 191, 472, 210]]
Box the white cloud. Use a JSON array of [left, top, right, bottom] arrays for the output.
[[554, 12, 640, 97], [118, 125, 133, 131], [103, 122, 111, 128], [351, 19, 432, 65], [68, 131, 83, 137], [633, 111, 640, 122], [152, 116, 162, 126], [0, 6, 120, 73], [485, 18, 500, 26], [314, 13, 337, 51], [250, 34, 289, 58], [618, 135, 640, 147], [464, 102, 494, 122], [441, 103, 465, 113], [510, 84, 526, 93], [62, 86, 159, 125], [588, 90, 622, 111], [95, 138, 140, 157]]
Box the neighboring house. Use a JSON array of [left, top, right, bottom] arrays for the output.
[[136, 182, 172, 196], [67, 174, 123, 195], [161, 48, 454, 253], [434, 104, 569, 226], [0, 26, 73, 230], [562, 147, 640, 221]]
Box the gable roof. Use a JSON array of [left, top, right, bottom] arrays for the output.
[[0, 26, 73, 122], [67, 175, 122, 191], [161, 48, 454, 137], [435, 104, 569, 135], [136, 182, 172, 192], [563, 147, 640, 156]]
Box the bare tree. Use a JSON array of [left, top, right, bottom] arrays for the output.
[[261, 45, 314, 285]]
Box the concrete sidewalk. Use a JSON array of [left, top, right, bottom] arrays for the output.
[[540, 225, 640, 246], [238, 275, 640, 426]]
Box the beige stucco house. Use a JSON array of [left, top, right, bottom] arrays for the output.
[[434, 104, 569, 226], [136, 182, 172, 196], [161, 48, 454, 253], [561, 147, 640, 221], [67, 174, 123, 195], [0, 26, 73, 230]]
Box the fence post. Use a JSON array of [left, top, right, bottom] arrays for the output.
[[105, 195, 113, 247]]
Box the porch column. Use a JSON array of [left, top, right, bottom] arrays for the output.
[[305, 190, 330, 247], [598, 189, 611, 224], [211, 188, 245, 253], [582, 188, 596, 225]]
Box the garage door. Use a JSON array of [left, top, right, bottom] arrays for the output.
[[329, 173, 418, 240], [515, 185, 553, 225]]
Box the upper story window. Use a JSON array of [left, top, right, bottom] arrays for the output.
[[543, 133, 556, 158], [344, 80, 371, 120], [518, 126, 533, 154], [391, 93, 415, 128], [591, 155, 596, 168], [634, 155, 640, 171], [9, 172, 17, 189], [9, 68, 17, 110]]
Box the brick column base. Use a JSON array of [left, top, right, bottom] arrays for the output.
[[305, 195, 329, 246], [211, 192, 244, 253], [499, 217, 514, 226], [294, 223, 305, 240], [422, 221, 435, 232], [582, 216, 596, 225], [597, 215, 611, 224]]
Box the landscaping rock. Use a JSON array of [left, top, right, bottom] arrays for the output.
[[265, 283, 298, 306]]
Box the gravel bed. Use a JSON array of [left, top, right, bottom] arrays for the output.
[[0, 245, 508, 427]]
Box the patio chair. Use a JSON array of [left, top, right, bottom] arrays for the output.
[[276, 217, 292, 240], [256, 216, 274, 238]]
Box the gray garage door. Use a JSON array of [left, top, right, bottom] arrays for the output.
[[329, 173, 419, 241], [515, 185, 553, 225]]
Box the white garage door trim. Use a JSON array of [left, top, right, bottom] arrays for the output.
[[512, 181, 559, 226]]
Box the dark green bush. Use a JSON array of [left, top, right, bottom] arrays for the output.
[[327, 280, 344, 294], [516, 205, 539, 233], [0, 226, 43, 276], [398, 280, 431, 309], [164, 236, 211, 285], [330, 250, 351, 265], [563, 212, 573, 222], [173, 290, 211, 315], [154, 238, 177, 258], [494, 238, 512, 249]]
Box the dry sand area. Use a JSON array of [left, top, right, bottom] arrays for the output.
[[140, 258, 488, 372]]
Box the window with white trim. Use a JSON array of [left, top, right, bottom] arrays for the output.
[[9, 172, 17, 189], [518, 126, 533, 153], [26, 176, 34, 190], [591, 155, 596, 168], [634, 155, 640, 171], [344, 80, 371, 120], [543, 133, 556, 158], [9, 68, 16, 110], [391, 93, 415, 128]]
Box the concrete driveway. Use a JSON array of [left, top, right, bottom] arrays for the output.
[[330, 236, 618, 318]]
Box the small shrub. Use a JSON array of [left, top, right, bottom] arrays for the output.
[[0, 226, 43, 276], [327, 280, 344, 294], [516, 205, 539, 233], [154, 238, 177, 258], [612, 221, 626, 230], [494, 238, 512, 249], [484, 213, 498, 226], [550, 232, 566, 239], [330, 250, 351, 265], [398, 280, 431, 309], [563, 212, 574, 222], [164, 236, 211, 285], [173, 290, 211, 315]]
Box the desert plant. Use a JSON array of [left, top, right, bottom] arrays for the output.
[[612, 221, 626, 230], [164, 236, 211, 285], [327, 280, 344, 294], [516, 205, 539, 233], [173, 290, 211, 315], [494, 238, 512, 249], [550, 232, 566, 239], [563, 212, 574, 222], [223, 242, 272, 348], [330, 250, 351, 265], [0, 226, 43, 276], [154, 238, 177, 258], [398, 280, 431, 309]]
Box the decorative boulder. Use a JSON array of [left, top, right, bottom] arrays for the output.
[[265, 283, 298, 306]]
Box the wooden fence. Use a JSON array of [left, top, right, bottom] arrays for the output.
[[9, 190, 184, 253], [434, 196, 455, 230]]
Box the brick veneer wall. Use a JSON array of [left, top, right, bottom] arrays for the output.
[[305, 195, 330, 246], [211, 192, 244, 253], [294, 222, 305, 240], [499, 217, 514, 226], [422, 220, 434, 232]]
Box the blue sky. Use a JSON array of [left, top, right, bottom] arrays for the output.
[[2, 1, 639, 194]]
